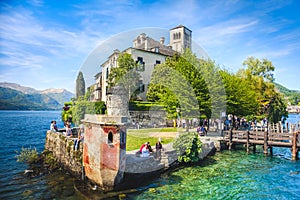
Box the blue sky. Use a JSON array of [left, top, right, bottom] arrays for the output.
[[1, 0, 299, 93]]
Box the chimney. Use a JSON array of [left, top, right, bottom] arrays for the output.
[[160, 37, 165, 45]]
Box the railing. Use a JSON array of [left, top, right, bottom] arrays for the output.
[[223, 129, 300, 160]]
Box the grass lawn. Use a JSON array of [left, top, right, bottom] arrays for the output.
[[126, 127, 181, 151], [126, 135, 174, 151]]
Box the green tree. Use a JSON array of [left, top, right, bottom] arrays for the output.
[[242, 56, 275, 82], [240, 57, 288, 123], [220, 70, 258, 118], [76, 71, 85, 99], [107, 53, 141, 101], [62, 102, 73, 122], [147, 51, 211, 127], [173, 132, 202, 163]]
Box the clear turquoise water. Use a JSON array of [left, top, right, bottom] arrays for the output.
[[0, 111, 299, 199], [132, 150, 300, 199]]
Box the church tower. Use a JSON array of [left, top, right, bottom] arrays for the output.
[[169, 25, 192, 53]]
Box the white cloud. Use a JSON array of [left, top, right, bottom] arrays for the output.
[[193, 18, 259, 48]]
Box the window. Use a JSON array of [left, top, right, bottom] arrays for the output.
[[154, 60, 161, 67], [136, 57, 145, 71], [106, 86, 111, 95], [106, 67, 109, 79], [108, 131, 113, 144], [138, 80, 145, 93]]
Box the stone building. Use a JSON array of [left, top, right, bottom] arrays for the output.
[[169, 25, 192, 53], [88, 72, 102, 102], [91, 25, 192, 104]]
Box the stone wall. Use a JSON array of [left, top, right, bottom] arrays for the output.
[[124, 140, 216, 174], [45, 131, 83, 177], [129, 110, 167, 128], [125, 155, 165, 174], [45, 129, 218, 190]]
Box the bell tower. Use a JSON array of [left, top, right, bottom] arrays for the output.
[[169, 25, 192, 53]]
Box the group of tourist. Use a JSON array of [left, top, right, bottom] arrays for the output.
[[138, 139, 163, 159], [49, 120, 84, 151]]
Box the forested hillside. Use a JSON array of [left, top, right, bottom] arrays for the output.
[[274, 83, 300, 105], [0, 87, 61, 110]]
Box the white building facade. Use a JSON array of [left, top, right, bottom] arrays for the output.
[[94, 25, 192, 104]]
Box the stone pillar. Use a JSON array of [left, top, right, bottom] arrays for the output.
[[82, 114, 127, 191], [106, 86, 129, 117]]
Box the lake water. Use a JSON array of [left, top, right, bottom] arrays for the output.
[[0, 111, 299, 199]]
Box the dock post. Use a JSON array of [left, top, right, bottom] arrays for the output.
[[263, 131, 268, 154], [228, 128, 233, 150], [246, 130, 250, 153], [269, 147, 273, 155], [291, 130, 298, 160]]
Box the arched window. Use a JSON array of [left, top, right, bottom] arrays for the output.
[[108, 131, 113, 144], [178, 32, 181, 39], [173, 33, 176, 40]]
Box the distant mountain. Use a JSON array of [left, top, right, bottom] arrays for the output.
[[40, 88, 74, 105], [0, 87, 61, 110], [274, 82, 299, 95], [0, 82, 37, 94], [0, 82, 74, 110]]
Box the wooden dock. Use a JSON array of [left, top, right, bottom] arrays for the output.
[[223, 126, 300, 160]]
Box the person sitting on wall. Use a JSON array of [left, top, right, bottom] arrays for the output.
[[197, 125, 202, 136], [53, 120, 58, 132], [74, 124, 84, 151], [140, 143, 150, 157], [50, 121, 55, 132], [50, 121, 58, 132], [65, 124, 72, 137], [147, 142, 153, 153], [139, 142, 147, 153]]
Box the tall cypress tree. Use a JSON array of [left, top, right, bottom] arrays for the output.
[[76, 71, 85, 99]]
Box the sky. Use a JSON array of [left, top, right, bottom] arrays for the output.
[[1, 0, 299, 93]]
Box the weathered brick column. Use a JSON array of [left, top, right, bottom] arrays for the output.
[[82, 114, 127, 191]]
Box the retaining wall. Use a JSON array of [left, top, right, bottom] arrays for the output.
[[45, 131, 83, 177]]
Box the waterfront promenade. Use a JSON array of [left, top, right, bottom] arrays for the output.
[[125, 131, 219, 174]]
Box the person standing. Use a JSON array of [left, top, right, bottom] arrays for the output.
[[155, 138, 163, 159]]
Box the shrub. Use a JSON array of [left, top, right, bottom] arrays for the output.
[[173, 132, 202, 163], [62, 102, 73, 122], [72, 100, 106, 125], [129, 101, 164, 111], [15, 146, 39, 164]]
